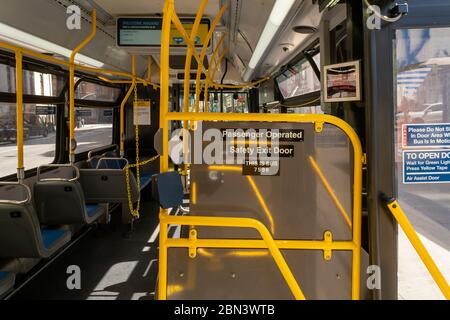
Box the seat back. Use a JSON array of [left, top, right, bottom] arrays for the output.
[[79, 169, 139, 203], [0, 183, 46, 258], [96, 157, 128, 170], [151, 171, 184, 209], [34, 165, 88, 225], [34, 180, 88, 225]]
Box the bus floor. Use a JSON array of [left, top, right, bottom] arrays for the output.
[[10, 197, 162, 300]]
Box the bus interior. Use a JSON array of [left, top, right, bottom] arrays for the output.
[[0, 0, 449, 301]]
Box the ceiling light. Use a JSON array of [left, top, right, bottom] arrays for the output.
[[244, 0, 296, 80], [0, 22, 104, 68]]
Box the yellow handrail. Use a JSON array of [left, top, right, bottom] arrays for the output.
[[386, 200, 450, 299], [308, 156, 352, 228], [119, 56, 137, 157], [162, 214, 306, 300], [194, 4, 228, 113], [183, 0, 209, 118], [69, 9, 97, 163]]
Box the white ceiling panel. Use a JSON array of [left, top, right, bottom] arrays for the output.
[[93, 0, 221, 17]]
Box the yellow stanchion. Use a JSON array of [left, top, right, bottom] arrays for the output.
[[194, 4, 228, 113], [15, 50, 24, 180], [387, 200, 450, 299], [69, 9, 97, 163]]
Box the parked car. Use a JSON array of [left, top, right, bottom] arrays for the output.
[[408, 103, 445, 123]]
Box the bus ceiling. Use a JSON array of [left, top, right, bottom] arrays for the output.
[[0, 0, 346, 85]]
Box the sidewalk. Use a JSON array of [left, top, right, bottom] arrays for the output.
[[398, 192, 450, 300]]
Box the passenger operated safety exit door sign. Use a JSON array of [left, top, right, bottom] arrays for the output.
[[133, 100, 151, 126], [402, 123, 450, 184]]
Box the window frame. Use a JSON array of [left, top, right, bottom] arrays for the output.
[[0, 51, 124, 180], [273, 42, 321, 110]]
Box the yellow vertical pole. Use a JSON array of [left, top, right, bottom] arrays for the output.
[[120, 55, 137, 157], [120, 83, 136, 157], [351, 143, 363, 300], [387, 200, 450, 299], [184, 0, 209, 118], [147, 56, 152, 83], [158, 0, 174, 301], [207, 33, 227, 113], [69, 9, 97, 164], [204, 79, 209, 112], [194, 4, 228, 113], [15, 50, 24, 181]]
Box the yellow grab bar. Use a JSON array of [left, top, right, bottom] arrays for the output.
[[119, 84, 136, 157], [386, 199, 450, 299], [194, 4, 228, 113], [69, 9, 97, 163], [15, 50, 24, 179], [183, 0, 209, 118], [160, 213, 306, 300], [308, 156, 352, 228]]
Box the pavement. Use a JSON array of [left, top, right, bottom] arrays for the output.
[[397, 185, 450, 300]]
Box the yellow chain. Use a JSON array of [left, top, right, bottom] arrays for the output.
[[124, 85, 160, 219], [124, 84, 141, 219]]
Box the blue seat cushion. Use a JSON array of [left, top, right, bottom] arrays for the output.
[[85, 204, 101, 217], [0, 271, 8, 280], [90, 158, 100, 169], [41, 228, 68, 249], [140, 174, 152, 190]]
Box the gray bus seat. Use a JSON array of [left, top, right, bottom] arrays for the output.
[[87, 146, 119, 169], [96, 158, 127, 170], [0, 271, 15, 298], [34, 165, 104, 225], [151, 171, 184, 209], [0, 182, 71, 259], [79, 158, 140, 204]]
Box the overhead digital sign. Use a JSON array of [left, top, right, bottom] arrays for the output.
[[117, 17, 210, 48]]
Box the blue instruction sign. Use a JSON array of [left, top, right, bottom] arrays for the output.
[[403, 150, 450, 184], [403, 123, 450, 148]]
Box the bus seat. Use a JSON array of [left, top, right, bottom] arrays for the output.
[[0, 271, 15, 298], [79, 168, 139, 204], [151, 172, 183, 209], [34, 165, 104, 225], [80, 157, 140, 204], [34, 180, 103, 225], [96, 158, 128, 170], [0, 183, 71, 258]]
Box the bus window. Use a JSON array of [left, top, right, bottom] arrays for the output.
[[286, 106, 324, 114], [75, 81, 121, 102], [0, 64, 64, 96], [74, 107, 114, 154], [0, 103, 57, 177], [395, 27, 450, 299], [223, 92, 249, 113], [276, 54, 321, 100]]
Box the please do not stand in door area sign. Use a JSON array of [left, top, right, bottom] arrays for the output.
[[402, 124, 450, 184]]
